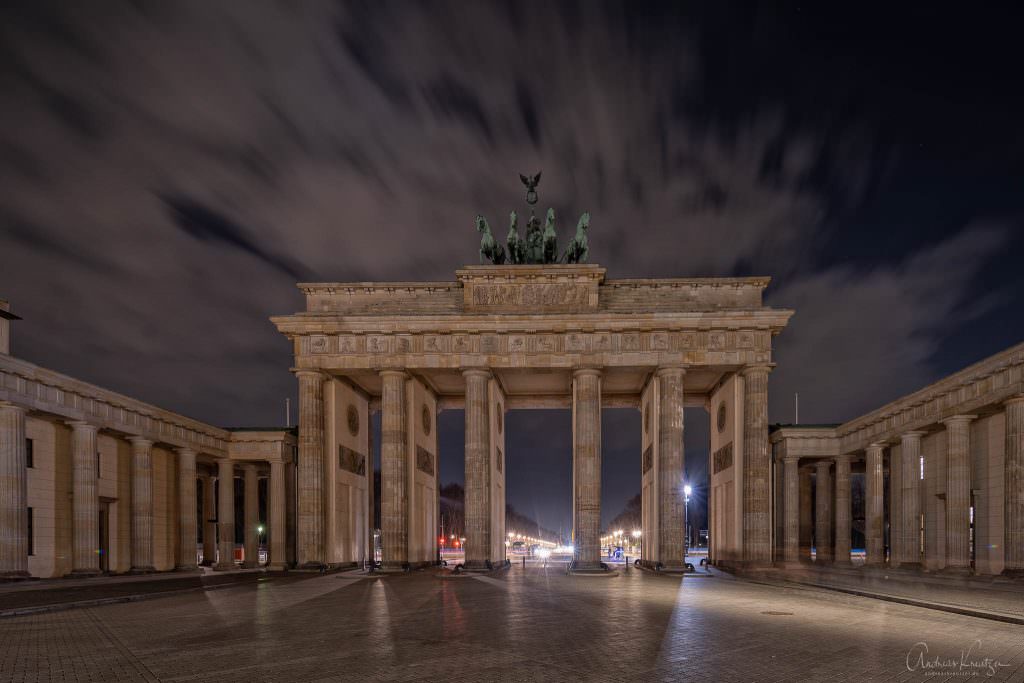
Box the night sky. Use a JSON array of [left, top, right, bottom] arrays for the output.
[[2, 3, 1022, 534]]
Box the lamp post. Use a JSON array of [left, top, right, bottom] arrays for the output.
[[632, 529, 641, 558], [683, 485, 692, 560], [256, 525, 264, 565]]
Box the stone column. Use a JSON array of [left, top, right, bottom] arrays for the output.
[[68, 420, 100, 576], [175, 448, 198, 570], [741, 365, 772, 564], [1004, 396, 1024, 577], [864, 443, 885, 567], [242, 463, 259, 567], [799, 467, 813, 561], [201, 474, 216, 565], [127, 437, 155, 573], [657, 367, 686, 567], [269, 460, 287, 570], [296, 370, 325, 569], [463, 369, 492, 571], [366, 419, 375, 564], [783, 456, 800, 565], [814, 460, 832, 563], [572, 368, 602, 570], [942, 415, 975, 573], [889, 447, 902, 565], [380, 370, 408, 569], [899, 431, 925, 568], [215, 459, 235, 570], [0, 402, 29, 578], [833, 454, 852, 565]]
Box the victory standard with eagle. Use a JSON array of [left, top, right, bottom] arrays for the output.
[[476, 172, 589, 265]]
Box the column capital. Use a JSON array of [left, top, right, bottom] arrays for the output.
[[867, 441, 888, 450], [380, 368, 409, 380], [572, 367, 603, 379], [835, 453, 853, 463], [175, 446, 197, 458], [294, 369, 327, 380], [654, 365, 686, 378], [782, 454, 801, 464], [813, 458, 831, 471], [65, 420, 98, 433], [941, 414, 977, 428], [0, 401, 26, 414], [240, 461, 259, 473], [1004, 394, 1024, 407], [900, 430, 928, 441], [740, 363, 774, 377], [461, 368, 492, 380], [127, 436, 153, 448]]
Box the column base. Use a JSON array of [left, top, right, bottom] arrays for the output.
[[213, 562, 238, 572], [941, 565, 974, 577], [647, 560, 689, 573], [68, 568, 103, 578], [568, 559, 613, 574], [175, 564, 200, 572], [0, 571, 33, 580], [241, 561, 259, 569], [461, 559, 498, 572], [897, 561, 922, 571], [267, 563, 289, 571], [999, 568, 1024, 580], [127, 566, 158, 575]]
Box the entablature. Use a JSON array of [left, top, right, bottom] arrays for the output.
[[0, 353, 230, 456], [836, 341, 1024, 453]]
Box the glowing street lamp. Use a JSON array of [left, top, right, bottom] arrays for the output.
[[683, 484, 693, 555]]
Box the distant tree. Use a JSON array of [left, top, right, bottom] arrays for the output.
[[605, 493, 642, 534], [440, 482, 465, 501]]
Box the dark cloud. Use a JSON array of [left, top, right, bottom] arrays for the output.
[[162, 195, 308, 281], [0, 2, 1021, 533]]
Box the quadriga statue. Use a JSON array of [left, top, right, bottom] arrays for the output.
[[476, 215, 506, 265], [506, 211, 526, 264], [542, 208, 558, 263], [562, 212, 590, 264]]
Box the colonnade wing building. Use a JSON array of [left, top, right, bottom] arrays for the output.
[[772, 341, 1024, 576], [0, 303, 297, 579], [270, 265, 794, 571]]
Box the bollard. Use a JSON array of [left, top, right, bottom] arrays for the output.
[[625, 555, 629, 569], [522, 556, 526, 569]]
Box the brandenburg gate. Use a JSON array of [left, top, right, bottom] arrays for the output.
[[272, 265, 793, 572]]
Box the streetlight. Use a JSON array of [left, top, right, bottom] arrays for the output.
[[256, 525, 264, 565], [683, 484, 693, 557], [632, 529, 641, 556]]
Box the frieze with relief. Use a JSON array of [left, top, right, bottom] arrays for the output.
[[713, 442, 733, 474], [310, 329, 772, 362], [339, 445, 366, 476], [416, 446, 435, 476], [469, 283, 592, 311]]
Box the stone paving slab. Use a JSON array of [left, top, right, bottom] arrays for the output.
[[1, 566, 1022, 682], [769, 565, 1024, 620], [0, 571, 298, 614]]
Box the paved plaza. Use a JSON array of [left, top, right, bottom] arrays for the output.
[[2, 567, 1022, 682]]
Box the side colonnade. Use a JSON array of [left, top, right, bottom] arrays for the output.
[[0, 352, 296, 579], [772, 341, 1024, 578]]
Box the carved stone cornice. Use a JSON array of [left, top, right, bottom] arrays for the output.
[[836, 342, 1024, 453]]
